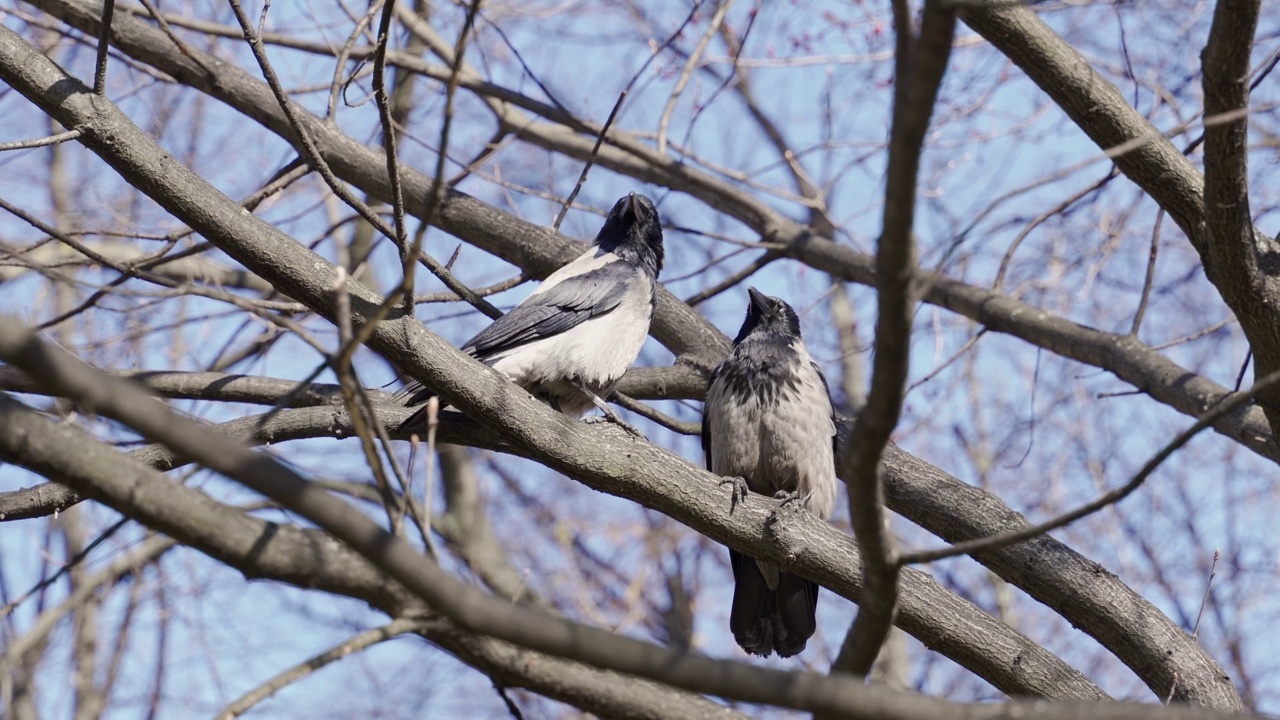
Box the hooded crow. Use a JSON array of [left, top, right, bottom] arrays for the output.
[[398, 193, 663, 434], [702, 287, 838, 657]]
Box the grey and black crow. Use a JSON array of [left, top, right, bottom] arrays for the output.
[[398, 193, 664, 433], [702, 287, 838, 658]]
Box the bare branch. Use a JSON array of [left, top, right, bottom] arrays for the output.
[[551, 88, 628, 233], [0, 481, 79, 521], [0, 398, 742, 720], [215, 619, 427, 720], [91, 0, 114, 93], [0, 317, 1103, 703], [0, 128, 82, 151], [1, 535, 175, 670], [898, 366, 1280, 565], [656, 0, 735, 157], [833, 0, 956, 678]]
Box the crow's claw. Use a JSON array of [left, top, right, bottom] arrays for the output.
[[773, 489, 802, 509], [719, 476, 750, 513], [583, 414, 647, 441]]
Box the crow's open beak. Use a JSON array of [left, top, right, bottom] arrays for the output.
[[747, 286, 771, 314]]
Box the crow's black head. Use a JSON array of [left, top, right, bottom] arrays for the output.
[[734, 287, 802, 345], [594, 193, 664, 277]]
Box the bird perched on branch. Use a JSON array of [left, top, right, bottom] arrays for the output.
[[398, 193, 663, 435], [702, 287, 838, 657]]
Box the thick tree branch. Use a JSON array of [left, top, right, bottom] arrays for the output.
[[958, 0, 1280, 446], [957, 3, 1206, 249], [0, 377, 1261, 720], [1199, 0, 1280, 425], [0, 395, 744, 720], [0, 364, 707, 408], [0, 480, 79, 520], [0, 326, 1077, 717], [835, 0, 955, 679]]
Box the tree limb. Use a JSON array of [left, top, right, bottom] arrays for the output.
[[834, 0, 955, 679]]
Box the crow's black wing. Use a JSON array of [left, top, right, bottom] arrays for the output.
[[701, 363, 724, 471], [463, 261, 634, 361], [811, 360, 839, 455]]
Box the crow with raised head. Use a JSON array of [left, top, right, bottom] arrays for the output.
[[702, 287, 838, 657], [399, 193, 664, 433]]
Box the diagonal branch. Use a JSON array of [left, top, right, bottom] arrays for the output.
[[957, 3, 1207, 250], [0, 321, 1063, 717], [898, 366, 1280, 565], [0, 394, 745, 720], [215, 619, 428, 720]]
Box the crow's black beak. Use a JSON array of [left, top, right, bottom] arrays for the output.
[[747, 286, 771, 314], [622, 192, 639, 220]]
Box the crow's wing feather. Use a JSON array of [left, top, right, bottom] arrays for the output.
[[809, 360, 839, 454], [462, 261, 634, 361], [701, 364, 724, 471], [395, 261, 634, 412]]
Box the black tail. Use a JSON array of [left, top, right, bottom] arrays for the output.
[[728, 549, 819, 658]]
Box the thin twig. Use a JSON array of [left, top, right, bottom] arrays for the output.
[[613, 393, 700, 436], [93, 0, 116, 94], [371, 0, 408, 255], [899, 368, 1280, 565], [0, 518, 128, 619], [551, 88, 629, 233], [682, 249, 783, 307], [423, 396, 441, 559], [492, 682, 525, 720], [0, 130, 82, 152], [324, 0, 383, 121], [657, 0, 734, 157], [1191, 550, 1220, 640], [1234, 351, 1252, 393], [1130, 209, 1164, 337], [906, 329, 986, 393], [993, 169, 1118, 290], [215, 619, 426, 719]]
